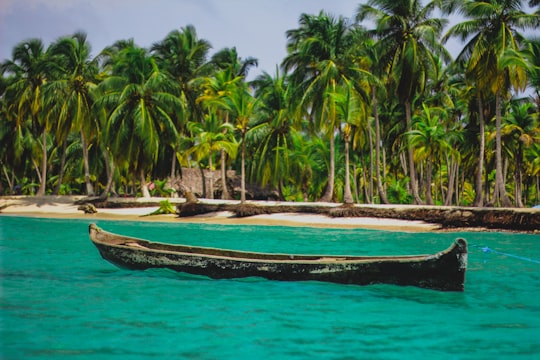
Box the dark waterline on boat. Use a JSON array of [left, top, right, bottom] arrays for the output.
[[1, 217, 539, 359]]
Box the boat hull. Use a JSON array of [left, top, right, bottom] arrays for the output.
[[89, 224, 467, 291]]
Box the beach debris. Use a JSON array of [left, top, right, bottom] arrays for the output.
[[78, 203, 97, 214]]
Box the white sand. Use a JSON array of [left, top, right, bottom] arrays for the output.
[[0, 196, 439, 232]]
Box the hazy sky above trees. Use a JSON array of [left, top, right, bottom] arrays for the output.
[[0, 0, 471, 80]]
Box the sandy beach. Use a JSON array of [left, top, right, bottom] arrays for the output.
[[0, 196, 439, 232]]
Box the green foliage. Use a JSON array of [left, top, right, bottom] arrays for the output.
[[143, 200, 176, 216], [149, 179, 176, 197], [1, 2, 539, 207], [386, 177, 413, 204]]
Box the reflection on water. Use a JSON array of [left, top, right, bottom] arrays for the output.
[[1, 216, 539, 359]]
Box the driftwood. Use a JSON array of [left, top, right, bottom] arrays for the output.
[[78, 203, 97, 214], [76, 194, 540, 232], [327, 205, 540, 231], [175, 202, 540, 231]]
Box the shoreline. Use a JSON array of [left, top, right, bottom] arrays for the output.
[[0, 196, 439, 232], [1, 195, 539, 233]]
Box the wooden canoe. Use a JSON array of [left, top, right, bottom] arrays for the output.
[[88, 223, 467, 291]]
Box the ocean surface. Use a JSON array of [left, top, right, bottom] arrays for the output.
[[1, 216, 539, 359]]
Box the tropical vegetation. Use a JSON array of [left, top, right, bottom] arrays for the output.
[[1, 1, 539, 207]]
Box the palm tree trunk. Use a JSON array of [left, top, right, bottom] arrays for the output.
[[100, 148, 115, 200], [208, 155, 214, 200], [353, 164, 359, 203], [425, 159, 434, 205], [53, 141, 68, 195], [140, 169, 151, 198], [319, 130, 335, 202], [372, 87, 389, 204], [493, 89, 512, 207], [2, 166, 13, 191], [170, 145, 177, 178], [36, 129, 48, 196], [405, 101, 423, 204], [473, 95, 485, 207], [221, 111, 232, 200], [33, 159, 42, 184], [367, 121, 374, 204], [220, 149, 231, 199], [444, 159, 457, 206], [515, 143, 524, 208], [240, 133, 246, 203], [360, 157, 368, 202], [537, 175, 539, 204], [80, 130, 94, 196], [343, 137, 353, 204]]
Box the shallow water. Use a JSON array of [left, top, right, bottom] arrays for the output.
[[1, 216, 539, 359]]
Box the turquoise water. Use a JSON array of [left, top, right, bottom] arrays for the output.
[[1, 216, 539, 359]]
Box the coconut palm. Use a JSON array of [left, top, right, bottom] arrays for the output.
[[328, 79, 369, 204], [356, 35, 390, 204], [228, 81, 256, 203], [151, 25, 211, 110], [151, 25, 212, 176], [446, 61, 489, 206], [187, 113, 237, 199], [197, 68, 243, 199], [357, 0, 451, 204], [502, 101, 539, 207], [1, 39, 52, 195], [0, 74, 37, 193], [98, 43, 182, 197], [443, 0, 540, 206], [524, 37, 540, 110], [210, 47, 258, 78], [525, 143, 540, 204], [195, 47, 257, 200], [249, 68, 300, 199], [46, 32, 99, 195], [283, 11, 363, 202], [409, 104, 459, 204], [421, 57, 468, 205]]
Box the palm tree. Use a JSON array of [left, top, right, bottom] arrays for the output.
[[502, 101, 539, 207], [525, 143, 540, 205], [228, 81, 256, 203], [328, 80, 369, 204], [210, 47, 258, 78], [0, 74, 37, 194], [98, 43, 182, 197], [525, 37, 540, 110], [2, 39, 52, 195], [357, 35, 390, 204], [357, 0, 451, 204], [202, 46, 257, 197], [249, 68, 299, 199], [187, 113, 237, 199], [420, 57, 468, 205], [443, 0, 540, 206], [46, 32, 99, 195], [408, 104, 458, 205], [151, 25, 211, 176], [283, 11, 363, 202], [196, 68, 243, 199]]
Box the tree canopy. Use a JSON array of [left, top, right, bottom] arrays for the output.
[[1, 1, 539, 207]]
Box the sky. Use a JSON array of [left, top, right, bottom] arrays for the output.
[[0, 0, 466, 81]]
